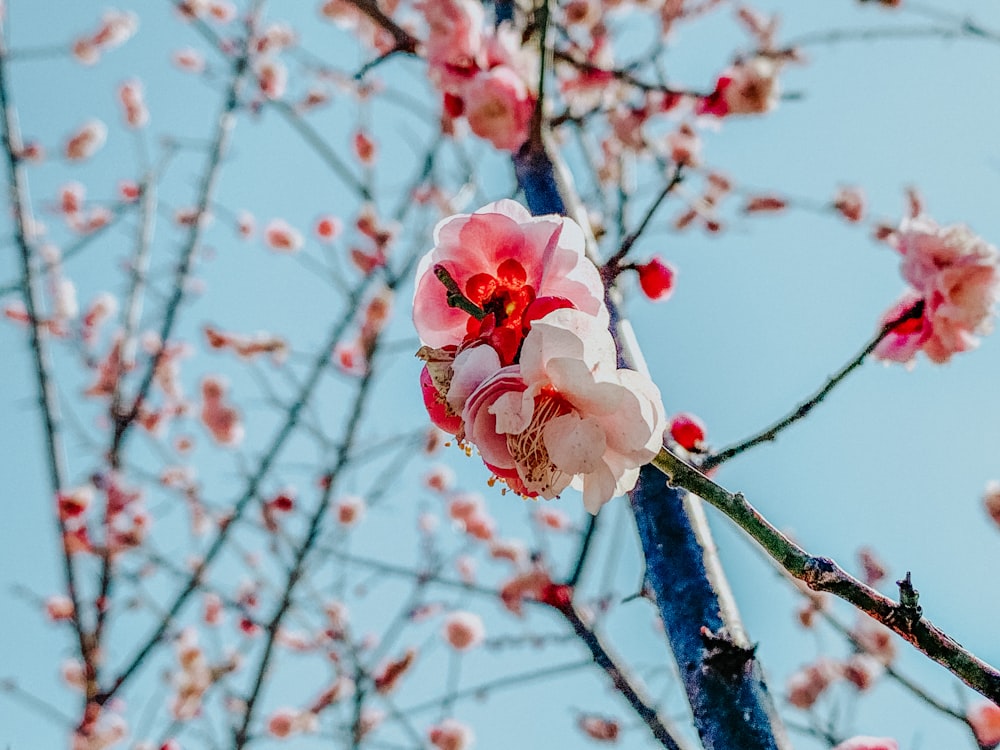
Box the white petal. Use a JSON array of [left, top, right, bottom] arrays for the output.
[[582, 462, 619, 514], [447, 345, 501, 413], [544, 413, 607, 474]]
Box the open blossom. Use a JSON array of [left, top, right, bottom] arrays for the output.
[[417, 0, 483, 77], [462, 308, 665, 512], [875, 216, 999, 364], [462, 66, 534, 152], [699, 56, 781, 117], [413, 200, 607, 352], [442, 610, 485, 651], [65, 120, 107, 161]]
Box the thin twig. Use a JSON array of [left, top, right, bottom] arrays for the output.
[[0, 33, 93, 701], [604, 163, 684, 273], [113, 7, 256, 459], [703, 299, 924, 470]]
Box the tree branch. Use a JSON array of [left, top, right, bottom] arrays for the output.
[[652, 447, 1000, 704]]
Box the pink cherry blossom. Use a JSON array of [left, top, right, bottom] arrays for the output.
[[413, 200, 608, 351], [64, 120, 107, 161], [461, 308, 666, 513], [699, 56, 781, 117], [461, 66, 534, 152], [442, 610, 485, 650], [875, 216, 999, 364], [417, 0, 483, 83], [832, 738, 898, 750], [428, 718, 475, 750], [969, 701, 1000, 746], [264, 218, 304, 253]]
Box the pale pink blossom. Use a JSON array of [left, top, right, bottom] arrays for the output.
[[413, 200, 607, 351], [417, 0, 483, 83], [787, 658, 840, 709], [72, 10, 138, 65], [335, 495, 366, 526], [264, 218, 304, 253], [45, 594, 75, 621], [832, 738, 898, 750], [834, 186, 866, 223], [267, 707, 317, 738], [984, 480, 1000, 529], [461, 67, 534, 152], [172, 48, 206, 73], [442, 610, 485, 651], [428, 718, 475, 750], [875, 216, 999, 364], [462, 308, 666, 513], [65, 120, 107, 161], [699, 56, 781, 117], [200, 376, 244, 446], [968, 701, 1000, 746], [578, 715, 620, 742], [118, 79, 149, 128], [255, 58, 288, 100]]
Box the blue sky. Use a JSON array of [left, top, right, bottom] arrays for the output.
[[2, 1, 1000, 749]]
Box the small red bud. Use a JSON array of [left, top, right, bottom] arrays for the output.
[[669, 413, 706, 452], [636, 257, 676, 302]]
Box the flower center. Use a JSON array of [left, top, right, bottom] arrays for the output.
[[505, 390, 572, 497], [464, 258, 535, 330]]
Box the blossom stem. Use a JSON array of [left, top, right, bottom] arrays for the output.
[[650, 446, 1000, 704], [433, 264, 487, 320], [703, 299, 924, 470]]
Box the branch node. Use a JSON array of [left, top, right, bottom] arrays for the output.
[[699, 626, 757, 679], [802, 556, 839, 591], [896, 571, 922, 614]]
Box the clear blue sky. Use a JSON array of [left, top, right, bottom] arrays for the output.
[[2, 2, 1000, 749]]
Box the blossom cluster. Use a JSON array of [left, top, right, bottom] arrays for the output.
[[416, 0, 536, 152], [413, 200, 666, 514], [874, 215, 1000, 364]]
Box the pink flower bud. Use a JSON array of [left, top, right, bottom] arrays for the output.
[[578, 715, 620, 742], [428, 718, 474, 750], [264, 219, 303, 253], [442, 611, 484, 651], [335, 495, 366, 526], [64, 120, 107, 161], [968, 701, 1000, 747], [314, 215, 343, 241], [45, 595, 75, 621]]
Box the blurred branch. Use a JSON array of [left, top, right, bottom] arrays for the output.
[[234, 330, 386, 748], [651, 447, 1000, 705], [604, 163, 684, 274], [113, 8, 257, 458], [702, 299, 924, 470], [0, 34, 93, 701], [557, 603, 691, 750]]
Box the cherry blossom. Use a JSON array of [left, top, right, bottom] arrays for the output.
[[875, 216, 999, 364], [428, 718, 475, 750], [462, 308, 666, 512], [968, 700, 1000, 747], [413, 199, 607, 352], [442, 610, 485, 651], [462, 66, 534, 152], [64, 120, 107, 161]]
